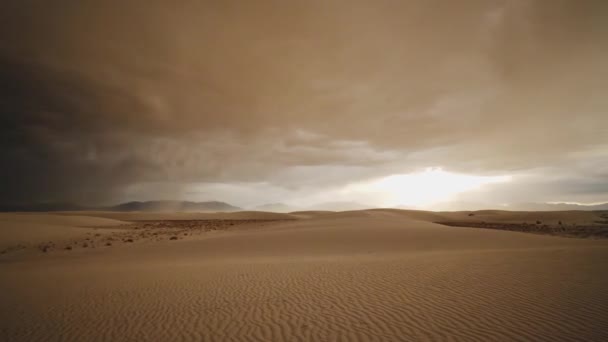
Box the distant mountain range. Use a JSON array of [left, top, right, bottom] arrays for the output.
[[0, 200, 606, 213], [402, 201, 608, 212], [507, 202, 608, 211], [104, 200, 242, 212], [252, 201, 373, 212], [0, 200, 242, 212]]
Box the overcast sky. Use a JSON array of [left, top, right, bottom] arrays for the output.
[[1, 0, 607, 209]]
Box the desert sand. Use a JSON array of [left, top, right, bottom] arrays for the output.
[[1, 210, 608, 341]]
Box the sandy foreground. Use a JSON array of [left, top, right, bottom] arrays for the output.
[[1, 210, 607, 341]]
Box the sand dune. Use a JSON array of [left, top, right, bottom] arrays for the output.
[[1, 210, 607, 341], [0, 213, 128, 250]]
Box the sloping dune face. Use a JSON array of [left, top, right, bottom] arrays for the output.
[[1, 211, 608, 341]]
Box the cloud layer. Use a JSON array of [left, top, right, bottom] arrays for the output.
[[1, 0, 607, 207]]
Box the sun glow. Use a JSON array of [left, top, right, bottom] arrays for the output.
[[346, 167, 512, 208]]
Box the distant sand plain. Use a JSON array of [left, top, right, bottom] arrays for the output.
[[1, 209, 607, 341]]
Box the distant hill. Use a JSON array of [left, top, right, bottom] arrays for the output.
[[105, 200, 242, 212]]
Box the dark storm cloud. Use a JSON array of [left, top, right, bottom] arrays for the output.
[[0, 0, 607, 205]]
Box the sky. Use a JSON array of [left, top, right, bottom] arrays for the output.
[[0, 0, 607, 210]]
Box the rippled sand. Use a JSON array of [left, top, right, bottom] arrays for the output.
[[1, 210, 607, 341]]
